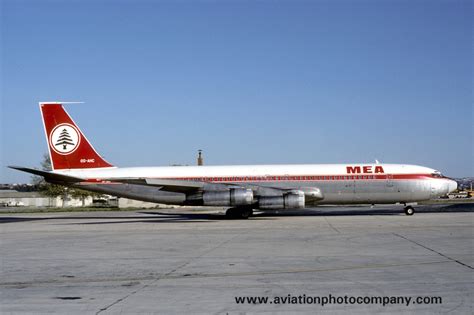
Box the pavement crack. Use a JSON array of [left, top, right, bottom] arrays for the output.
[[95, 233, 241, 314], [393, 233, 473, 270], [324, 217, 341, 234]]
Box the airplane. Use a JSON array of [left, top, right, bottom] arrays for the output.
[[9, 102, 458, 219]]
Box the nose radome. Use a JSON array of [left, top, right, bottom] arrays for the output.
[[448, 180, 458, 193]]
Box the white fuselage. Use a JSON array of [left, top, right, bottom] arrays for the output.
[[55, 163, 457, 206]]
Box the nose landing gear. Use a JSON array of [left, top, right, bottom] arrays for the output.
[[404, 206, 415, 216]]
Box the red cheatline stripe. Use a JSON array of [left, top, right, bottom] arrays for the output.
[[79, 173, 439, 184]]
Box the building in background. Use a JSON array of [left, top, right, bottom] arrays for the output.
[[0, 190, 93, 207]]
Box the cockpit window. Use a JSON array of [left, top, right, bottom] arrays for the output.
[[432, 171, 444, 178]]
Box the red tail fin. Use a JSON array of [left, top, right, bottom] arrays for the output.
[[40, 102, 114, 170]]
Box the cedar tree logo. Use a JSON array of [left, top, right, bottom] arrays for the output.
[[49, 123, 81, 155]]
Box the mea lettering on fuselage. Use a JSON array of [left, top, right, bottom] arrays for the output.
[[346, 166, 385, 174]]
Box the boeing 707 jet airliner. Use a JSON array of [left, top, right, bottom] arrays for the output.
[[9, 103, 458, 218]]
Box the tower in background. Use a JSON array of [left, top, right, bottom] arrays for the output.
[[197, 150, 203, 166]]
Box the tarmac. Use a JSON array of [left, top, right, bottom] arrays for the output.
[[1, 204, 473, 314]]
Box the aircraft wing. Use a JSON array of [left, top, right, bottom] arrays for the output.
[[103, 177, 294, 196], [103, 177, 244, 194], [105, 177, 321, 200]]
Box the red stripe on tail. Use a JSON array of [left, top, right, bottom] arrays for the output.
[[40, 103, 114, 170]]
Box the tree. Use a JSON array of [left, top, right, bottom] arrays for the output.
[[55, 129, 74, 150], [32, 154, 67, 206], [33, 154, 102, 207]]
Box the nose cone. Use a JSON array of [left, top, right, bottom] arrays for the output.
[[447, 180, 458, 193]]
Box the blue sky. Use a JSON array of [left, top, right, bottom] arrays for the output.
[[1, 0, 472, 183]]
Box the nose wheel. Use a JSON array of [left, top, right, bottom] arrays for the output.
[[404, 206, 415, 216]]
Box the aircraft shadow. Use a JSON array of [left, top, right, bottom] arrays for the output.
[[0, 203, 472, 224], [256, 203, 474, 217], [0, 217, 51, 224], [0, 214, 221, 224], [144, 203, 474, 219]]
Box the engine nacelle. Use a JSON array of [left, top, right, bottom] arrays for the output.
[[258, 191, 305, 210], [203, 188, 254, 206]]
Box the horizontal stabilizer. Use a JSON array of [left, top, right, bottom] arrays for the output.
[[8, 166, 84, 184]]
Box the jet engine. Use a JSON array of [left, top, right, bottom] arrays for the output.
[[258, 191, 305, 209], [203, 188, 254, 206]]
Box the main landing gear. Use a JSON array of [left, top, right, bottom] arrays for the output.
[[404, 206, 415, 216], [225, 207, 253, 219]]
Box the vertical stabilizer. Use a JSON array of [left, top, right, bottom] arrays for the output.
[[40, 102, 114, 170]]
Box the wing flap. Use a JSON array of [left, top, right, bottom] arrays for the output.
[[145, 178, 205, 193], [105, 177, 230, 193]]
